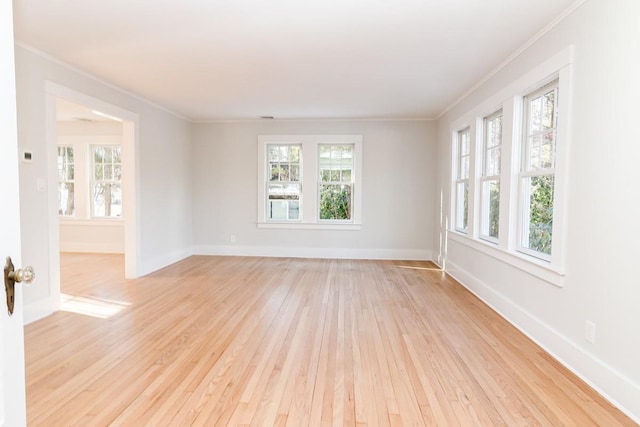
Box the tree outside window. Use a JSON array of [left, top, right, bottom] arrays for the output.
[[92, 146, 122, 218], [480, 112, 502, 242], [267, 144, 301, 221], [318, 145, 353, 221], [520, 81, 558, 258], [57, 146, 75, 216]]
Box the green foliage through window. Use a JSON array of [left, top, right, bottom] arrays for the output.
[[526, 175, 554, 255], [318, 144, 353, 221], [487, 181, 500, 239], [319, 184, 351, 220]]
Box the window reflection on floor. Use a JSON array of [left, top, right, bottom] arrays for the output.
[[61, 293, 130, 319]]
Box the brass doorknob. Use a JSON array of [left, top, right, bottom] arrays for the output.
[[4, 256, 35, 315]]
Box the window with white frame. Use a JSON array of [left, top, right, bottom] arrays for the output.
[[57, 146, 75, 216], [318, 144, 353, 221], [266, 144, 302, 221], [447, 48, 572, 285], [454, 128, 471, 233], [518, 80, 558, 259], [258, 135, 362, 229], [479, 111, 503, 242], [91, 145, 122, 218]]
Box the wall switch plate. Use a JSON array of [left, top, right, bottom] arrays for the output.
[[584, 320, 596, 344], [37, 178, 46, 192]]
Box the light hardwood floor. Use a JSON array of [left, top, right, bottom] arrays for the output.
[[25, 253, 635, 426]]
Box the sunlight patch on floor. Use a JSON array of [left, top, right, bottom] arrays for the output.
[[61, 293, 131, 319]]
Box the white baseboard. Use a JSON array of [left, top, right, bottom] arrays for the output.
[[446, 259, 640, 424], [193, 245, 432, 261], [59, 241, 124, 254]]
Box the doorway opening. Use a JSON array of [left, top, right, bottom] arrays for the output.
[[24, 82, 140, 324]]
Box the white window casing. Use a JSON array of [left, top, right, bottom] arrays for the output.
[[448, 46, 574, 287], [90, 145, 123, 219], [57, 136, 122, 223], [479, 110, 503, 244], [453, 127, 471, 233], [257, 135, 363, 230]]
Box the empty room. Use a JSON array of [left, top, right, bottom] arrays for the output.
[[1, 0, 639, 425]]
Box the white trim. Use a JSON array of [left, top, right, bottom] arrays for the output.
[[89, 144, 123, 219], [257, 222, 362, 231], [445, 259, 640, 425], [452, 127, 473, 234], [448, 46, 574, 128], [447, 47, 574, 282], [194, 245, 430, 261], [193, 117, 436, 124], [16, 43, 188, 121], [59, 219, 123, 227], [44, 82, 140, 281], [59, 242, 124, 254], [437, 0, 586, 119], [448, 232, 564, 287], [258, 135, 363, 226]]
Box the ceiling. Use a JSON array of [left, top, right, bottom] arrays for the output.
[[13, 0, 580, 121], [56, 98, 121, 123]]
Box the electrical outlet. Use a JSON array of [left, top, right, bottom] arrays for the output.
[[230, 234, 237, 244], [584, 320, 596, 344]]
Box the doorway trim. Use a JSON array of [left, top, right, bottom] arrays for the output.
[[44, 82, 140, 294]]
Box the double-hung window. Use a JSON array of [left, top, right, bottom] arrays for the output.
[[518, 80, 558, 259], [448, 47, 572, 285], [454, 128, 471, 233], [57, 146, 75, 216], [318, 144, 353, 221], [266, 144, 302, 221], [91, 145, 122, 218], [479, 111, 503, 242], [258, 135, 362, 229]]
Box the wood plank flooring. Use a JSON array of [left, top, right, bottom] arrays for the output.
[[25, 253, 636, 426]]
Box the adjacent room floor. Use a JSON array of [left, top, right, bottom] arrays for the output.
[[24, 253, 636, 426]]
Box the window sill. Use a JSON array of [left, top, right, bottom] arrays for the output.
[[257, 222, 363, 231], [447, 231, 565, 287]]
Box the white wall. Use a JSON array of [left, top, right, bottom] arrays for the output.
[[16, 45, 193, 321], [193, 120, 436, 259], [58, 121, 125, 254], [434, 0, 640, 421]]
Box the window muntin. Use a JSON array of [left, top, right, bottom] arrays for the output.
[[318, 144, 353, 221], [91, 145, 122, 218], [479, 111, 503, 242], [266, 144, 301, 221], [258, 135, 362, 229], [57, 146, 75, 217], [455, 128, 470, 232], [519, 80, 559, 259]]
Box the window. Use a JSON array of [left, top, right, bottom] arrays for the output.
[[318, 144, 353, 221], [267, 144, 301, 221], [518, 80, 558, 259], [479, 111, 502, 242], [454, 128, 471, 232], [57, 146, 75, 216], [258, 135, 362, 229], [447, 47, 572, 285], [91, 145, 122, 218]]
